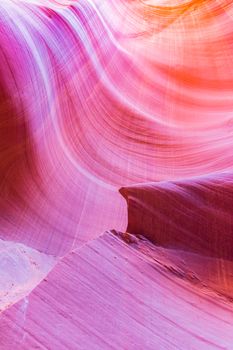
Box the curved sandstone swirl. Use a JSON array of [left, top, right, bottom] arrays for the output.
[[1, 0, 233, 349]]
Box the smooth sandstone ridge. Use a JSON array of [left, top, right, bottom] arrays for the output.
[[2, 231, 233, 350]]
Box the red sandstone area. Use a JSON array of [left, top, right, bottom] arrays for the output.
[[1, 0, 233, 349]]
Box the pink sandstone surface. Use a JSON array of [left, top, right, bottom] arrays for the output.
[[1, 0, 233, 349]]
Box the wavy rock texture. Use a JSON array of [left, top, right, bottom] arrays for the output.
[[2, 231, 233, 350], [1, 0, 233, 349]]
